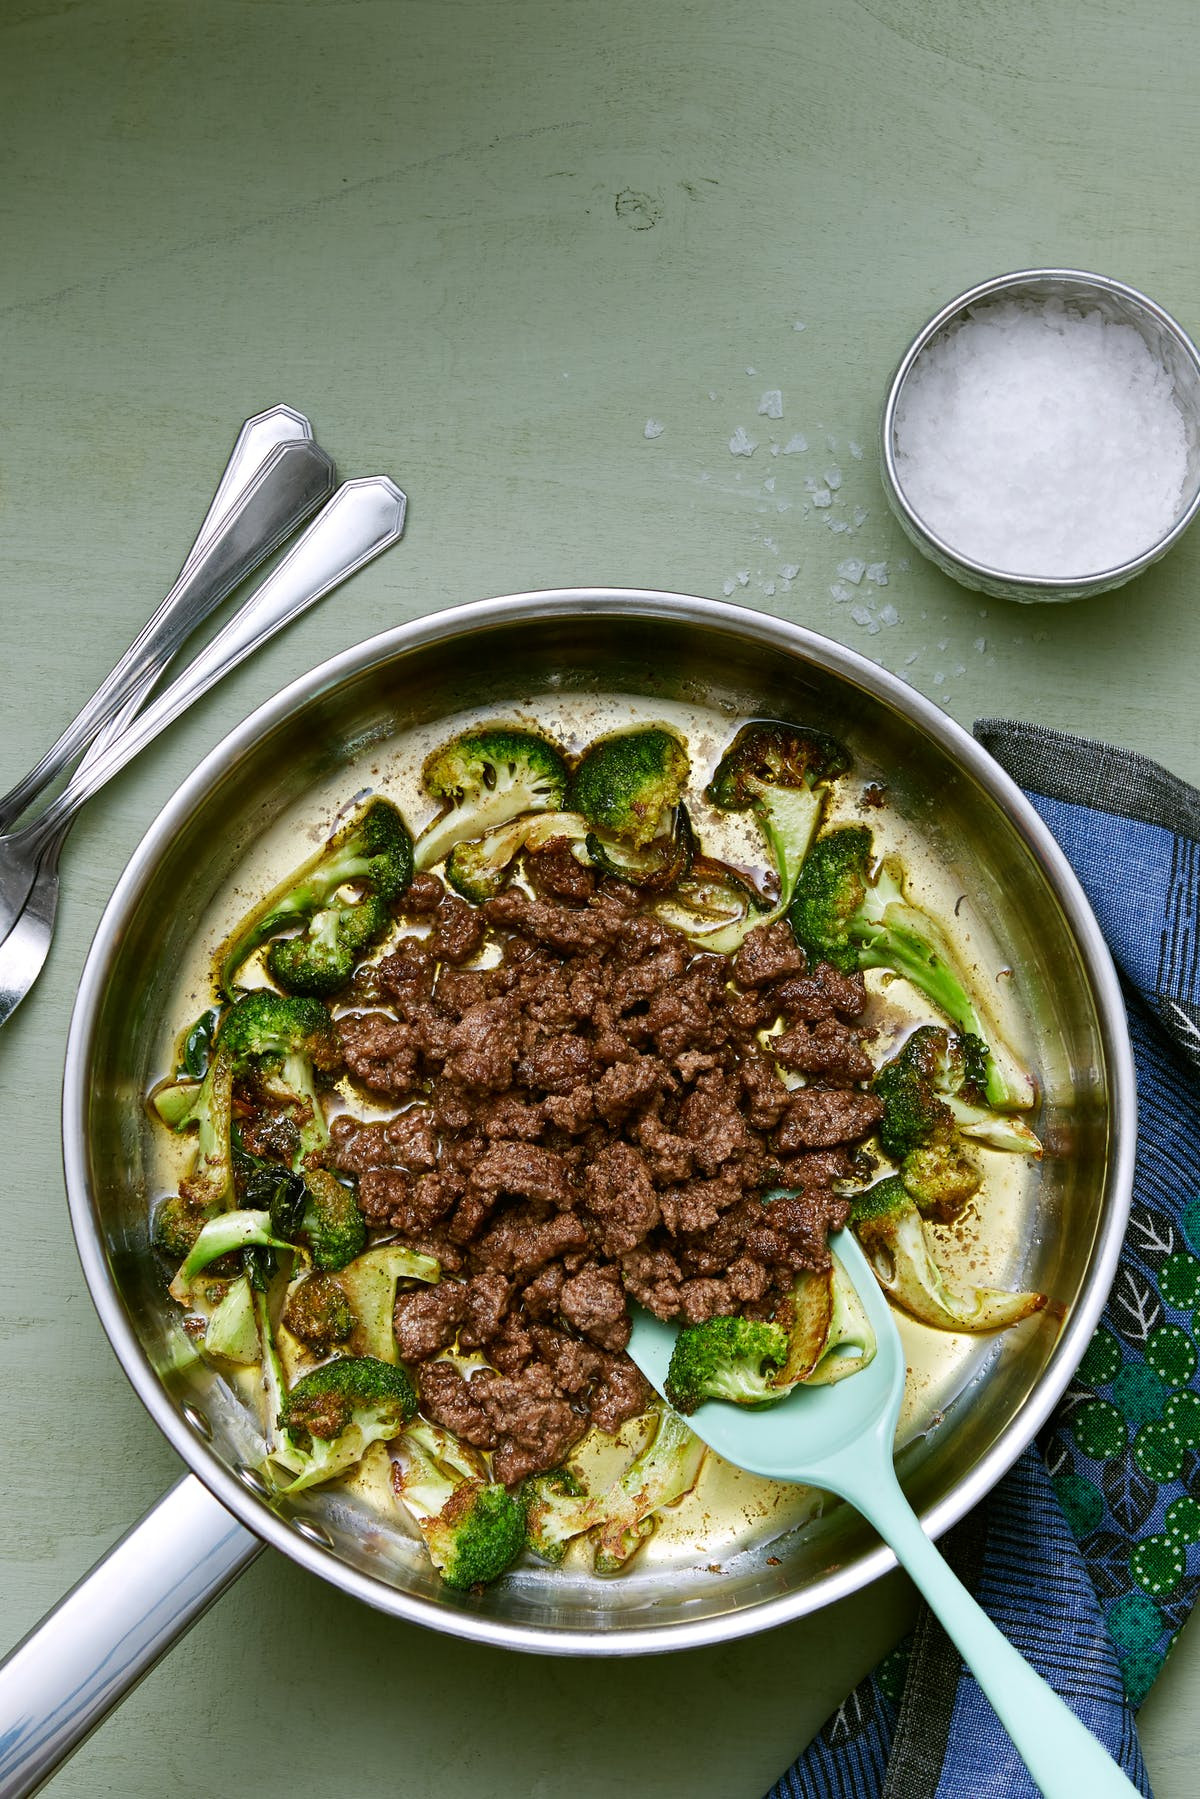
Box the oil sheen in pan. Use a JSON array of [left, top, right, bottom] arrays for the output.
[[148, 689, 1048, 1579]]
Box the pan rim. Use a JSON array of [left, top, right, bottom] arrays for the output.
[[61, 586, 1136, 1656]]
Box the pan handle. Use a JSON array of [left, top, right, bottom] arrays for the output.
[[0, 1473, 262, 1799]]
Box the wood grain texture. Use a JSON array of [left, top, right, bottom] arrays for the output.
[[2, 1, 1198, 1792]]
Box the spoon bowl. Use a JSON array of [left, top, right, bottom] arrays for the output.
[[627, 1229, 1140, 1799]]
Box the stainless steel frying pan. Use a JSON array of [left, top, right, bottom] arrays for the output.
[[0, 591, 1135, 1797]]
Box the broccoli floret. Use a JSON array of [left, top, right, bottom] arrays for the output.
[[414, 725, 570, 871], [282, 1273, 356, 1354], [705, 722, 850, 939], [664, 1315, 790, 1415], [873, 1027, 1041, 1222], [392, 1418, 526, 1590], [567, 726, 690, 850], [444, 811, 590, 902], [151, 1042, 237, 1213], [218, 798, 412, 997], [523, 1408, 706, 1572], [850, 1175, 1048, 1332], [152, 1193, 213, 1261], [583, 802, 695, 891], [270, 1355, 418, 1494], [220, 990, 339, 1164], [269, 1166, 367, 1272], [789, 828, 1033, 1110], [168, 1207, 300, 1304]]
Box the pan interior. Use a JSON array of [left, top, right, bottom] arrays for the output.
[[75, 602, 1116, 1643]]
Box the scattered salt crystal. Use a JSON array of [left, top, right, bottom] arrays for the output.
[[837, 558, 866, 584], [764, 476, 776, 493], [954, 664, 966, 675], [825, 467, 843, 490], [852, 506, 869, 527], [933, 672, 945, 685], [937, 639, 949, 651], [849, 441, 864, 460], [737, 570, 750, 586], [831, 583, 854, 602], [904, 650, 919, 665], [763, 580, 776, 596], [807, 478, 833, 507], [776, 500, 790, 513], [758, 390, 784, 419], [865, 562, 889, 585], [770, 443, 781, 456], [850, 604, 873, 626], [827, 518, 850, 532], [973, 636, 987, 652], [897, 557, 910, 572], [792, 320, 806, 331], [763, 535, 779, 552], [879, 603, 900, 626], [893, 296, 1189, 577], [729, 427, 758, 457], [782, 563, 800, 580], [723, 578, 736, 596], [644, 419, 665, 439], [708, 390, 718, 401], [782, 433, 808, 454], [745, 366, 757, 375]]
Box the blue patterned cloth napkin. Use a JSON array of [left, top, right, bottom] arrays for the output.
[[767, 720, 1200, 1799]]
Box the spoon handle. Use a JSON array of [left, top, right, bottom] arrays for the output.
[[0, 428, 334, 831], [16, 477, 407, 851], [852, 1465, 1142, 1798]]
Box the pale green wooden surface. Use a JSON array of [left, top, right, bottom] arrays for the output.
[[2, 2, 1199, 1793]]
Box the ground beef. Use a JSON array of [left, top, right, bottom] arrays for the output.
[[331, 899, 879, 1482]]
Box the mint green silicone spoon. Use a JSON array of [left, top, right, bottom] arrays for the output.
[[626, 1229, 1140, 1799]]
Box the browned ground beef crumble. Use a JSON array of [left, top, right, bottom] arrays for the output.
[[325, 848, 882, 1485]]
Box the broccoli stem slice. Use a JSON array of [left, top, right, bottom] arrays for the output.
[[169, 1208, 303, 1303], [773, 1254, 877, 1389], [336, 1244, 441, 1361], [852, 878, 1035, 1112], [524, 1409, 706, 1572], [851, 1180, 1049, 1332]]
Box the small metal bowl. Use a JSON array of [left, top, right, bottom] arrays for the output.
[[880, 268, 1200, 603]]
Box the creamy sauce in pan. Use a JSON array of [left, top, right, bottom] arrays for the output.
[[148, 691, 1046, 1580]]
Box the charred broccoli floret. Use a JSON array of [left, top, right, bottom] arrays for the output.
[[270, 1355, 418, 1493], [218, 798, 412, 997], [664, 1315, 789, 1414], [152, 1193, 213, 1261], [220, 989, 339, 1164], [524, 1408, 706, 1572], [702, 722, 851, 949], [788, 827, 1033, 1110], [282, 1273, 356, 1354], [391, 1419, 526, 1590], [567, 725, 690, 850], [268, 1166, 367, 1272], [873, 1026, 1042, 1222], [414, 725, 570, 870], [850, 1176, 1048, 1333]]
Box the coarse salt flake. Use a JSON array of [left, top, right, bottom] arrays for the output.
[[729, 426, 758, 457], [758, 390, 784, 419], [894, 297, 1189, 577], [644, 419, 665, 439]]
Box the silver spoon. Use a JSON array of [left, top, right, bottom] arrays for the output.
[[0, 405, 324, 1027], [0, 420, 335, 836], [0, 476, 407, 1030]]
